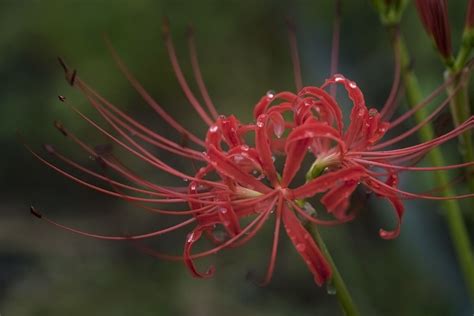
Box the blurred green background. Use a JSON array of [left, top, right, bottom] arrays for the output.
[[1, 0, 473, 315]]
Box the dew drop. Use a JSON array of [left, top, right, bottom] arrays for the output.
[[218, 206, 228, 214], [209, 125, 219, 133], [326, 281, 337, 295], [303, 202, 317, 216], [187, 232, 196, 243], [266, 90, 275, 99], [256, 120, 265, 128], [296, 243, 306, 252], [233, 154, 245, 163], [334, 74, 344, 82], [183, 178, 189, 182], [349, 81, 357, 89], [273, 123, 284, 138]]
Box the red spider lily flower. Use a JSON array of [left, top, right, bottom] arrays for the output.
[[415, 0, 452, 60], [26, 20, 474, 287]]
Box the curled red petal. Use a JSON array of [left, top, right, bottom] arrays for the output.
[[253, 91, 297, 118], [255, 114, 279, 186], [297, 86, 344, 132], [216, 202, 241, 237], [184, 228, 216, 278], [322, 75, 371, 148], [282, 121, 345, 187], [321, 179, 358, 220], [219, 115, 243, 147], [379, 196, 404, 240], [292, 166, 364, 200], [379, 173, 404, 239], [206, 145, 271, 193], [282, 204, 332, 286]]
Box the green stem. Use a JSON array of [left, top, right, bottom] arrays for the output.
[[444, 73, 474, 196], [395, 34, 474, 301], [306, 224, 360, 316]]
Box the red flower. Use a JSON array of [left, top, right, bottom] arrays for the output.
[[27, 21, 474, 287]]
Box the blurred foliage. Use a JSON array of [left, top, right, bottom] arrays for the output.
[[0, 0, 473, 315]]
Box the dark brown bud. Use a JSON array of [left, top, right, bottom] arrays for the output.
[[415, 0, 452, 59]]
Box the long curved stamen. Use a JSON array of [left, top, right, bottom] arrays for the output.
[[73, 81, 204, 160], [380, 30, 401, 120], [162, 19, 214, 126], [258, 195, 283, 286], [365, 175, 474, 200], [286, 17, 303, 91], [330, 0, 341, 80], [353, 158, 474, 172], [186, 24, 219, 120], [30, 206, 196, 240]]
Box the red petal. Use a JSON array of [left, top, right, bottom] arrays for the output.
[[321, 180, 358, 220], [379, 173, 404, 239], [379, 196, 404, 240], [253, 91, 297, 118], [184, 228, 215, 278], [206, 145, 271, 193], [297, 86, 344, 132], [255, 114, 279, 186], [292, 166, 364, 200], [282, 204, 332, 286], [282, 122, 345, 187], [216, 201, 241, 237]]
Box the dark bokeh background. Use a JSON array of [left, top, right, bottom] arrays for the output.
[[1, 1, 473, 315]]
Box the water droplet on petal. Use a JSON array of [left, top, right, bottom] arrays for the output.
[[266, 90, 275, 99], [349, 81, 357, 89], [326, 282, 337, 295], [218, 206, 228, 214], [187, 232, 196, 243], [296, 243, 306, 252], [303, 202, 317, 216], [334, 74, 344, 82], [209, 125, 219, 133], [273, 123, 284, 138], [233, 154, 245, 163]]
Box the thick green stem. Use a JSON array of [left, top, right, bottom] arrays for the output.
[[395, 34, 474, 301], [445, 73, 474, 196], [300, 161, 360, 314], [306, 224, 360, 316]]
